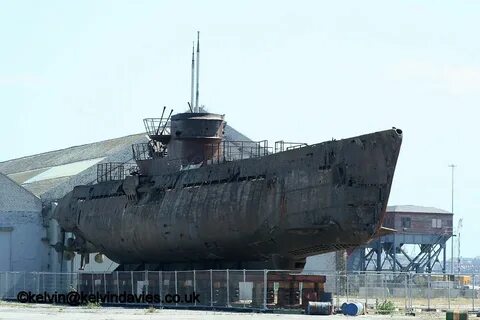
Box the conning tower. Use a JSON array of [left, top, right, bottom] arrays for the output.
[[168, 112, 225, 164]]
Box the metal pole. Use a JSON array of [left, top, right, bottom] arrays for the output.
[[443, 243, 447, 274], [404, 273, 408, 313], [243, 269, 246, 309], [145, 271, 148, 295], [195, 31, 200, 112], [365, 273, 368, 311], [473, 274, 475, 312], [13, 273, 16, 299], [346, 273, 349, 306], [191, 42, 195, 109], [210, 269, 213, 307], [174, 271, 178, 307], [427, 274, 431, 310], [158, 271, 162, 307], [130, 271, 134, 295], [263, 270, 267, 310], [335, 272, 339, 309], [193, 270, 196, 306], [448, 274, 451, 310], [449, 164, 456, 274], [408, 273, 412, 312], [116, 272, 120, 300], [226, 269, 230, 307]]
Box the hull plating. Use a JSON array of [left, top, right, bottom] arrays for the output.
[[55, 129, 402, 269]]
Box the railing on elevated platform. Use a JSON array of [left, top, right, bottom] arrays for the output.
[[96, 162, 138, 183], [274, 141, 308, 153]]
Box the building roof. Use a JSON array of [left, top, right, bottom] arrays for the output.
[[0, 173, 42, 212], [387, 205, 451, 215], [0, 125, 251, 201]]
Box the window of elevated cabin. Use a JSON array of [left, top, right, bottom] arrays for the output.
[[401, 217, 411, 228], [432, 218, 442, 228]]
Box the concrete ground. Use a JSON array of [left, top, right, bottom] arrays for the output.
[[0, 302, 452, 319]]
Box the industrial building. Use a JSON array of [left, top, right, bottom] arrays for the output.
[[0, 173, 46, 271], [0, 133, 148, 272], [347, 205, 453, 273]]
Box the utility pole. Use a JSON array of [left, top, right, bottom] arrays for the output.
[[457, 218, 463, 274], [448, 164, 456, 274]]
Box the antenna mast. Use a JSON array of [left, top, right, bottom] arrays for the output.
[[195, 31, 200, 112], [190, 42, 195, 112]]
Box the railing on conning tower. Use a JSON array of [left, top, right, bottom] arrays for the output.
[[143, 118, 171, 138], [132, 142, 168, 161], [97, 162, 139, 183], [130, 139, 308, 165], [206, 140, 272, 164]]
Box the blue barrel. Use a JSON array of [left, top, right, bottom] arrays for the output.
[[341, 302, 348, 315], [345, 302, 364, 316], [306, 301, 333, 315]]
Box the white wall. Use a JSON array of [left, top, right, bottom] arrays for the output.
[[0, 211, 48, 271], [1, 173, 48, 271]]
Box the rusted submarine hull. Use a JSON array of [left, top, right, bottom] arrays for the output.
[[55, 128, 402, 269]]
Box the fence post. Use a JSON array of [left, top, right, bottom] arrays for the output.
[[91, 273, 95, 294], [364, 273, 368, 311], [130, 271, 134, 295], [75, 272, 79, 294], [210, 269, 213, 307], [174, 271, 178, 307], [345, 273, 349, 304], [243, 269, 246, 309], [381, 272, 385, 302], [145, 271, 148, 295], [12, 273, 16, 299], [116, 272, 120, 302], [427, 274, 431, 310], [263, 270, 268, 310], [473, 274, 476, 312], [448, 273, 451, 310], [226, 269, 230, 307], [103, 273, 107, 294], [5, 273, 8, 298], [335, 272, 339, 309], [404, 273, 408, 313], [158, 271, 162, 307], [193, 270, 196, 306]]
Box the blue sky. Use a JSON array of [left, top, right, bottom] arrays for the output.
[[1, 1, 479, 257]]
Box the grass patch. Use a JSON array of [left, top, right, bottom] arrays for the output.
[[377, 300, 395, 314], [85, 301, 101, 309], [146, 306, 156, 313]]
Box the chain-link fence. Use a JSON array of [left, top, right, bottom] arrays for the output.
[[1, 270, 478, 312]]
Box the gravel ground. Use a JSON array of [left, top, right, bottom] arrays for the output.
[[0, 302, 454, 320]]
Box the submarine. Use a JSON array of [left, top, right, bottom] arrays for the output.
[[53, 33, 403, 270]]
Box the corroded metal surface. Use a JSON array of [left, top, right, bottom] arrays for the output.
[[54, 112, 402, 270]]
